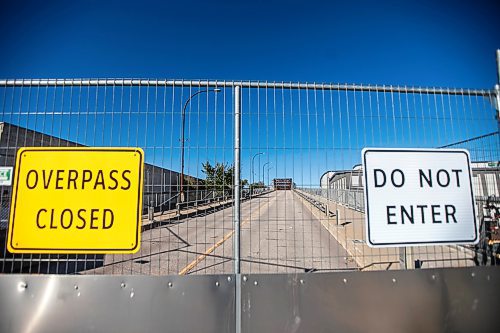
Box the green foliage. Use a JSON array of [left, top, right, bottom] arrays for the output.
[[241, 178, 249, 187], [201, 161, 250, 196], [202, 161, 234, 194], [250, 181, 265, 189]]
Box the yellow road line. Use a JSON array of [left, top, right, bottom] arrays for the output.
[[178, 199, 272, 275]]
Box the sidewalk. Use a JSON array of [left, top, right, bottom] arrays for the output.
[[141, 191, 273, 231], [294, 189, 476, 271]]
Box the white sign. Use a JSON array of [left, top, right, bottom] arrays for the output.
[[362, 148, 478, 247], [0, 166, 13, 186]]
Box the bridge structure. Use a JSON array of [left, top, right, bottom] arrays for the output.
[[0, 53, 500, 332]]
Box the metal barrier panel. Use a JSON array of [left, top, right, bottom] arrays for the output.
[[239, 84, 498, 273], [0, 81, 238, 275], [0, 80, 498, 275], [0, 274, 235, 333], [0, 268, 496, 333], [241, 267, 499, 333]]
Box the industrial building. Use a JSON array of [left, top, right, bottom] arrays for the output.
[[0, 121, 196, 214], [323, 163, 499, 199], [322, 162, 499, 214], [327, 165, 363, 191]]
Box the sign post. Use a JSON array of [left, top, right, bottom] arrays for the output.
[[7, 147, 144, 254], [363, 148, 478, 248]]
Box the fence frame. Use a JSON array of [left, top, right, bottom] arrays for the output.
[[0, 77, 499, 273]]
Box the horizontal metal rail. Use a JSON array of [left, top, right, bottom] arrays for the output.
[[439, 131, 499, 148], [0, 79, 494, 96]]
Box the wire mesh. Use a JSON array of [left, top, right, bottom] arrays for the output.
[[0, 80, 498, 275]]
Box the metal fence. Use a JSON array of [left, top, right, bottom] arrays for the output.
[[0, 79, 498, 275]]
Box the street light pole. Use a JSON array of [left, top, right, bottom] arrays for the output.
[[266, 166, 273, 188], [251, 152, 264, 195], [179, 88, 221, 203], [262, 162, 270, 185]]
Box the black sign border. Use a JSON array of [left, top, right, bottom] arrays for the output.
[[8, 148, 144, 253], [363, 148, 478, 247]]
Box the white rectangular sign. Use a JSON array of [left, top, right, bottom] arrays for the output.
[[362, 148, 478, 247], [0, 166, 13, 186]]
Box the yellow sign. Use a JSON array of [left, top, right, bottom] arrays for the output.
[[7, 147, 144, 254]]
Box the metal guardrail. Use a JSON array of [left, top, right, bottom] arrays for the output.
[[298, 188, 365, 212]]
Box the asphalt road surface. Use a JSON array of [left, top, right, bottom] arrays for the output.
[[92, 190, 356, 275]]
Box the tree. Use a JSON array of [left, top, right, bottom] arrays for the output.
[[250, 181, 265, 190], [201, 162, 249, 196], [202, 161, 234, 195]]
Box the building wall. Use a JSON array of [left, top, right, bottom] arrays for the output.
[[320, 171, 335, 189], [328, 171, 363, 190], [0, 122, 203, 224]]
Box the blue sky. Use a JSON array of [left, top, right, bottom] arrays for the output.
[[0, 0, 499, 186], [1, 0, 499, 88]]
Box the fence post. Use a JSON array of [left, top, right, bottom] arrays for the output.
[[234, 85, 242, 273], [148, 201, 154, 223], [496, 49, 500, 84], [495, 49, 500, 125], [233, 85, 242, 333]]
